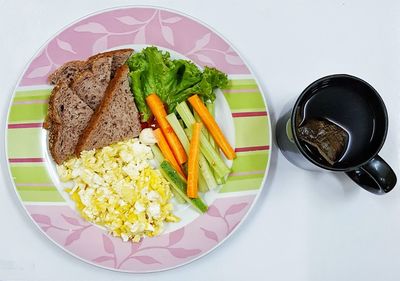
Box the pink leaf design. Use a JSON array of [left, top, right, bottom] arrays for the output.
[[195, 54, 214, 66], [132, 256, 161, 264], [92, 256, 114, 263], [62, 214, 81, 226], [207, 205, 221, 217], [31, 214, 51, 225], [194, 33, 211, 50], [161, 25, 174, 46], [229, 221, 241, 233], [74, 22, 108, 33], [102, 234, 115, 254], [168, 228, 185, 246], [27, 65, 51, 79], [131, 239, 142, 253], [162, 16, 182, 24], [41, 226, 51, 232], [168, 248, 201, 259], [56, 38, 76, 54], [133, 28, 146, 44], [225, 203, 248, 216], [200, 227, 219, 242], [92, 36, 108, 53], [115, 16, 144, 25], [225, 54, 244, 66], [226, 46, 235, 54], [64, 230, 82, 246]]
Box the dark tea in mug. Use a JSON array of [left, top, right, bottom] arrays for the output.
[[294, 76, 387, 170], [276, 74, 397, 194]]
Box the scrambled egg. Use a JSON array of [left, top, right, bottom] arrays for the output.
[[57, 138, 179, 242]]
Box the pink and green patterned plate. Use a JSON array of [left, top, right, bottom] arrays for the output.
[[6, 6, 271, 272]]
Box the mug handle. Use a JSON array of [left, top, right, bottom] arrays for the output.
[[346, 155, 397, 194]]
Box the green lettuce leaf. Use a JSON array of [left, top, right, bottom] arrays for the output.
[[127, 46, 228, 121]]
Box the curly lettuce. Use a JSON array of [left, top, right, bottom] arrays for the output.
[[127, 46, 228, 121]]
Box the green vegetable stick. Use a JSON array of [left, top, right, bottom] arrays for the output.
[[206, 102, 218, 149], [151, 145, 164, 165], [151, 145, 185, 203], [204, 102, 222, 183], [176, 102, 230, 179], [194, 111, 210, 139], [199, 173, 209, 193], [184, 128, 230, 179], [193, 109, 220, 187], [160, 161, 208, 213], [166, 113, 217, 189]]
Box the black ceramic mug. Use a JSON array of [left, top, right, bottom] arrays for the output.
[[276, 74, 397, 194]]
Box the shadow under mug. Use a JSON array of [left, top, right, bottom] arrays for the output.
[[276, 74, 397, 194]]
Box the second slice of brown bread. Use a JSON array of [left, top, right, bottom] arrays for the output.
[[71, 56, 113, 110], [75, 65, 141, 154], [47, 83, 94, 164]]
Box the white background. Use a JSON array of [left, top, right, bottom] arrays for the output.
[[1, 0, 400, 280]]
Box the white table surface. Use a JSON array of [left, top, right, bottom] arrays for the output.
[[1, 0, 399, 280]]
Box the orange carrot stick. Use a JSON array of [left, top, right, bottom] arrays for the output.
[[188, 95, 236, 160], [153, 128, 186, 178], [146, 94, 187, 164], [187, 122, 202, 198]]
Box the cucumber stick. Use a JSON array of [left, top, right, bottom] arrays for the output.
[[194, 111, 210, 141], [176, 102, 230, 179], [151, 145, 164, 164], [160, 169, 186, 204], [182, 163, 208, 193], [199, 173, 209, 193], [166, 113, 217, 190], [160, 161, 208, 213], [193, 109, 219, 185], [152, 145, 185, 203], [185, 128, 230, 179], [205, 102, 218, 150]]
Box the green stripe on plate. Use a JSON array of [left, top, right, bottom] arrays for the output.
[[8, 103, 48, 122], [224, 92, 265, 111], [227, 80, 258, 89], [231, 150, 269, 173], [234, 116, 270, 148], [220, 176, 265, 193], [228, 79, 256, 85], [219, 150, 269, 193], [10, 163, 52, 184], [13, 96, 49, 102], [15, 89, 52, 97], [227, 84, 258, 90], [7, 128, 43, 158], [16, 187, 65, 202]]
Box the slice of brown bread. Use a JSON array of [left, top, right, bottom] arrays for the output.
[[88, 48, 133, 77], [48, 48, 133, 86], [45, 55, 112, 130], [47, 83, 94, 164], [48, 61, 84, 85], [71, 55, 113, 110], [75, 65, 141, 154]]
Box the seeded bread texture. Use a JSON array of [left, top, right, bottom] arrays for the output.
[[48, 61, 84, 85], [71, 56, 112, 110], [47, 83, 94, 164], [75, 65, 141, 154]]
